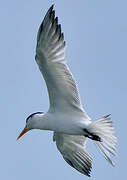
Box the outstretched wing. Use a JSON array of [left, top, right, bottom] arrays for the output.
[[35, 5, 86, 114], [53, 132, 92, 177]]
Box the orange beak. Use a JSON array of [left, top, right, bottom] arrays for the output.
[[17, 126, 27, 141]]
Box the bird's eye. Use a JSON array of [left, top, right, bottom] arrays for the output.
[[26, 113, 35, 123]]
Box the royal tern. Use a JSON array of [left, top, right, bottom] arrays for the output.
[[17, 5, 116, 177]]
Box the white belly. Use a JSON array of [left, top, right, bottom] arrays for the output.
[[44, 112, 91, 135]]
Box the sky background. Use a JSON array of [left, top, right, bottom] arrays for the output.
[[0, 0, 126, 179]]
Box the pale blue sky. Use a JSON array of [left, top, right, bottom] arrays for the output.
[[0, 0, 126, 179]]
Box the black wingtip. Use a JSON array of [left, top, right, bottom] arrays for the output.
[[46, 5, 54, 16], [54, 17, 58, 24], [84, 169, 91, 177], [88, 166, 92, 177], [50, 4, 54, 10]]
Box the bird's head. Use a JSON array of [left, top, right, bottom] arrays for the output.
[[17, 112, 44, 141]]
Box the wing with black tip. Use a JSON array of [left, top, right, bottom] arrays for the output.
[[35, 5, 89, 117]]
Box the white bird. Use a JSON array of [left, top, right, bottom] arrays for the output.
[[17, 5, 116, 177]]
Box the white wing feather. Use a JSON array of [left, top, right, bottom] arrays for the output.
[[35, 5, 87, 114], [53, 132, 92, 177]]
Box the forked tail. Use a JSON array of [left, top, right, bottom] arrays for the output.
[[88, 114, 116, 166]]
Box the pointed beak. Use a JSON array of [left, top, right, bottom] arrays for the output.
[[17, 126, 27, 141]]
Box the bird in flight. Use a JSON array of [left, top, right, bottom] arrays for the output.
[[17, 5, 116, 177]]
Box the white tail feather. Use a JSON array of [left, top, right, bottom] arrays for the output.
[[88, 114, 116, 166]]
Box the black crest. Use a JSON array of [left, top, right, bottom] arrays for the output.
[[26, 112, 43, 123]]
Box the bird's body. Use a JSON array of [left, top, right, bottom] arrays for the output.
[[29, 110, 91, 134], [17, 5, 116, 177]]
